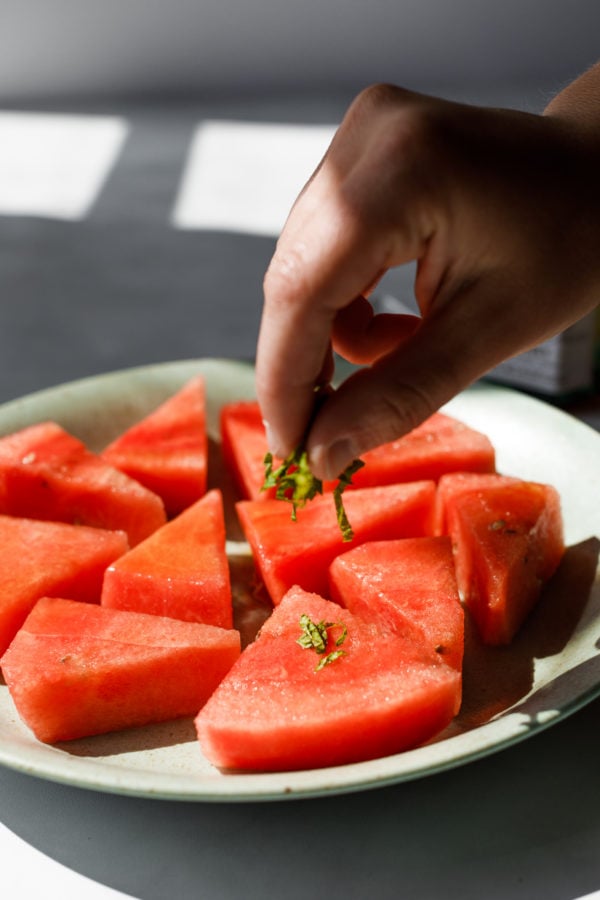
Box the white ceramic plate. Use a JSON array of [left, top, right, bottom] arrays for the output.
[[0, 358, 599, 801]]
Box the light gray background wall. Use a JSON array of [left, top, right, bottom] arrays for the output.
[[1, 0, 599, 103]]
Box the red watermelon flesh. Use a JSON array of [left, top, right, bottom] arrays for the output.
[[220, 401, 272, 500], [101, 489, 233, 629], [0, 596, 241, 743], [329, 537, 464, 672], [352, 412, 496, 487], [101, 375, 207, 517], [219, 400, 340, 500], [220, 403, 495, 499], [0, 421, 166, 545], [434, 471, 520, 536], [447, 481, 564, 644], [236, 480, 436, 605], [195, 586, 461, 772], [0, 515, 128, 656]]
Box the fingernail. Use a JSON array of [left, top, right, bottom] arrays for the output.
[[262, 420, 284, 458], [313, 437, 357, 481]]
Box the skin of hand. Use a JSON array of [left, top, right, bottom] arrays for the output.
[[256, 64, 600, 481]]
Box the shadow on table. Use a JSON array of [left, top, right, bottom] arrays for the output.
[[454, 535, 600, 730]]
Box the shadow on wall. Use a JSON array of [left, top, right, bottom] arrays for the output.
[[1, 0, 599, 103]]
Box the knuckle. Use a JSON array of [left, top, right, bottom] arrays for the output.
[[263, 243, 311, 308], [355, 82, 408, 112]]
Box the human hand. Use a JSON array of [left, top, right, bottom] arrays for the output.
[[256, 76, 600, 480]]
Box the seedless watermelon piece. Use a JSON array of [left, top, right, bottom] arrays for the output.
[[220, 401, 340, 500], [0, 596, 241, 743], [0, 421, 166, 545], [236, 480, 436, 604], [195, 586, 461, 772], [101, 375, 207, 516], [434, 471, 520, 536], [447, 480, 564, 644], [221, 403, 496, 498], [101, 489, 233, 629], [0, 515, 128, 656], [329, 536, 464, 672], [352, 412, 496, 487], [220, 401, 271, 500]]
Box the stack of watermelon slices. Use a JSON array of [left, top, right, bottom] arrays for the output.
[[0, 381, 565, 773]]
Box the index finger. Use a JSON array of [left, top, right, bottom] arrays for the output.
[[255, 168, 389, 457]]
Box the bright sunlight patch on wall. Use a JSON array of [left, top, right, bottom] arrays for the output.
[[171, 120, 336, 237], [0, 112, 129, 220]]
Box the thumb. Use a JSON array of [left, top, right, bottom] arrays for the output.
[[306, 343, 458, 481], [306, 276, 521, 480]]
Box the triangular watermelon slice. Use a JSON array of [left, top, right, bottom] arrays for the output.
[[195, 585, 461, 772], [434, 471, 520, 536], [101, 375, 207, 517], [0, 515, 128, 656], [236, 481, 436, 604], [221, 401, 496, 499], [355, 411, 496, 486], [220, 400, 345, 500], [0, 421, 166, 545], [329, 536, 464, 672], [446, 480, 564, 644], [101, 489, 233, 629], [1, 596, 241, 743], [220, 401, 272, 500]]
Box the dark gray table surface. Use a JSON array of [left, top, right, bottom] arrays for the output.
[[1, 94, 599, 900]]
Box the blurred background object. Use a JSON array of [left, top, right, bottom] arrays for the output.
[[1, 0, 599, 103], [0, 0, 598, 406]]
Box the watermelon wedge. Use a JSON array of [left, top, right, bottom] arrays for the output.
[[0, 515, 128, 656], [195, 585, 461, 772], [0, 421, 166, 545], [101, 376, 207, 517], [236, 481, 436, 604], [329, 537, 464, 671], [446, 480, 564, 644], [221, 401, 496, 500], [434, 471, 520, 536], [221, 402, 495, 499], [354, 412, 496, 487], [0, 596, 241, 743], [220, 401, 271, 500], [101, 489, 233, 629]]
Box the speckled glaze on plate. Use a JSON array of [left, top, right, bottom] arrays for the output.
[[0, 359, 598, 801]]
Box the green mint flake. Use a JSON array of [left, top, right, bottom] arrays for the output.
[[315, 649, 347, 671], [296, 614, 348, 671], [332, 458, 365, 541], [262, 449, 364, 540], [296, 613, 329, 653], [262, 448, 323, 521]]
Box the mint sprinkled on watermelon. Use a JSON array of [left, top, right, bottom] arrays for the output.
[[333, 458, 365, 541], [296, 613, 329, 652], [315, 649, 346, 671], [262, 450, 364, 541], [263, 447, 322, 522], [261, 383, 364, 540], [297, 614, 348, 671]]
